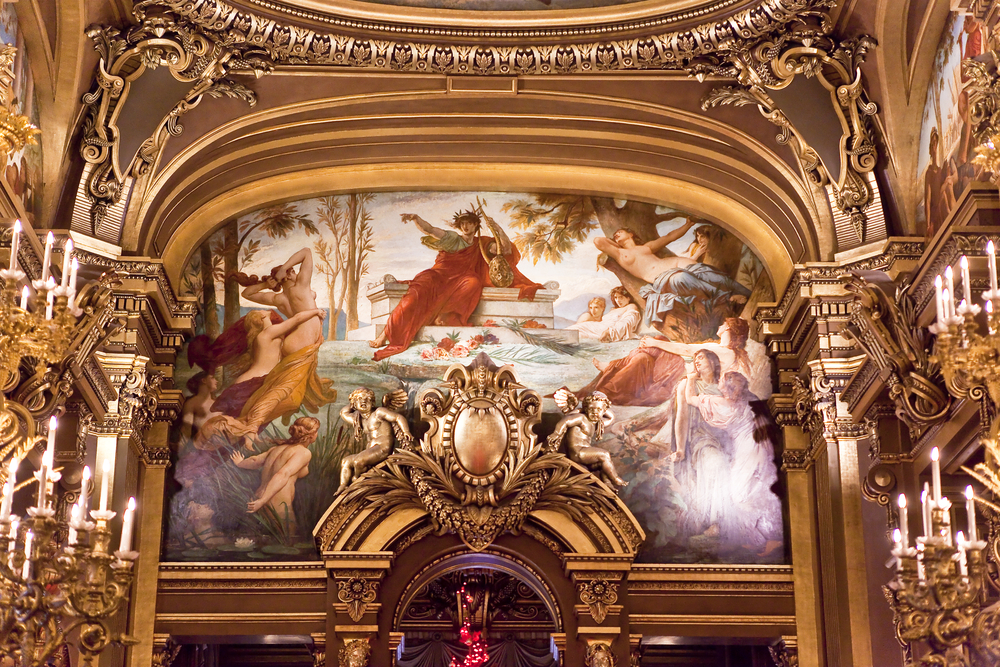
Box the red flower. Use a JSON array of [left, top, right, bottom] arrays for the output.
[[438, 338, 455, 351]]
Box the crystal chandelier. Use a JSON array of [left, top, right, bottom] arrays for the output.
[[882, 245, 1000, 666], [0, 223, 137, 667]]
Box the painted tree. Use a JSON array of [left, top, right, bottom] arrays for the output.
[[312, 196, 347, 340], [342, 193, 375, 332], [212, 203, 320, 329], [502, 195, 721, 302], [199, 243, 221, 338]]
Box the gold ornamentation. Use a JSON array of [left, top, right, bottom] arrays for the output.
[[338, 638, 371, 667], [577, 577, 619, 624], [701, 31, 879, 240], [550, 389, 626, 487], [0, 44, 39, 165], [841, 271, 950, 438], [80, 9, 268, 238], [585, 641, 617, 667], [337, 388, 411, 493], [337, 575, 379, 623], [152, 639, 182, 667], [132, 0, 833, 76], [769, 636, 798, 667], [885, 503, 994, 666], [341, 353, 622, 551]]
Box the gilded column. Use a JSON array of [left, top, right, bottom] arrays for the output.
[[128, 421, 171, 667]]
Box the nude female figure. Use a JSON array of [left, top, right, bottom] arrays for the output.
[[230, 417, 320, 534], [239, 248, 323, 355], [593, 219, 697, 284]]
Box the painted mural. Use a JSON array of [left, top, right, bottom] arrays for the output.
[[349, 0, 645, 11], [0, 5, 41, 221], [164, 192, 783, 565], [918, 11, 989, 237]]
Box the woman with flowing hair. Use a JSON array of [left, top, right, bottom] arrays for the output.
[[193, 307, 332, 451]]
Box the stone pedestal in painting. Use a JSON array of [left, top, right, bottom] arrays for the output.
[[347, 275, 579, 343]]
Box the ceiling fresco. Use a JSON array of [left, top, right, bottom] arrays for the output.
[[165, 191, 783, 565]]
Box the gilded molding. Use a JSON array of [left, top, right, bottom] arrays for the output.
[[701, 29, 879, 240], [337, 574, 380, 622], [151, 638, 181, 667], [80, 7, 266, 241], [841, 272, 949, 439], [135, 0, 835, 76], [576, 576, 620, 624], [240, 0, 746, 37]]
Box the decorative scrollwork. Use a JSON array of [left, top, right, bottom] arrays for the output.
[[337, 576, 379, 623], [341, 353, 623, 552], [840, 271, 950, 439], [700, 29, 879, 240], [577, 577, 618, 624]]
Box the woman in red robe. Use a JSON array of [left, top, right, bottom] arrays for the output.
[[371, 208, 541, 360]]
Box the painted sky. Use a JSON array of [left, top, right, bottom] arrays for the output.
[[218, 191, 705, 325]]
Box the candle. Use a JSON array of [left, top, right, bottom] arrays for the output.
[[898, 494, 909, 548], [22, 529, 32, 579], [922, 484, 931, 536], [69, 258, 78, 303], [45, 416, 56, 461], [892, 528, 902, 569], [98, 458, 110, 513], [935, 275, 944, 326], [67, 504, 80, 546], [6, 517, 16, 568], [956, 531, 968, 576], [0, 457, 15, 521], [966, 485, 978, 542], [44, 290, 53, 320], [40, 232, 53, 283], [78, 465, 91, 517], [120, 497, 136, 552], [961, 255, 972, 304], [18, 285, 27, 310], [931, 447, 942, 502], [990, 240, 999, 295], [8, 219, 19, 273], [946, 266, 956, 317], [60, 239, 72, 288], [943, 286, 953, 321]]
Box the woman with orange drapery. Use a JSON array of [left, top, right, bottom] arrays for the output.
[[370, 205, 542, 361]]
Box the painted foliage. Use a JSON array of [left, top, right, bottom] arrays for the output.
[[918, 11, 989, 237], [165, 191, 784, 565], [0, 5, 40, 220]]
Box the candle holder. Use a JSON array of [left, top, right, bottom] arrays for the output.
[[0, 225, 128, 666], [885, 501, 997, 666], [0, 505, 138, 667]]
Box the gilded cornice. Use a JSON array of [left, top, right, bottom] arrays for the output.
[[238, 0, 747, 36], [136, 0, 836, 73]]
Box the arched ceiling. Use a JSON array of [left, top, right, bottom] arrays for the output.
[[10, 0, 973, 276]]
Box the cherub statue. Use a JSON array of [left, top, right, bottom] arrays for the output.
[[548, 388, 627, 487], [337, 387, 413, 493]]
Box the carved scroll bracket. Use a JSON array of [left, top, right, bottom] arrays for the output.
[[79, 3, 272, 243], [335, 570, 382, 623], [701, 23, 880, 245]]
